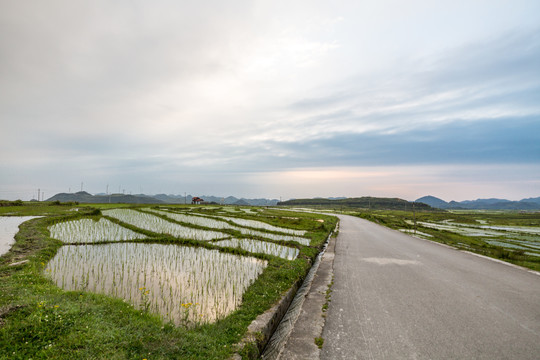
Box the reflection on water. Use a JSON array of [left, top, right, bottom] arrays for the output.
[[148, 209, 310, 245], [49, 218, 147, 243], [215, 239, 299, 260], [0, 216, 41, 256], [103, 209, 229, 240], [45, 243, 267, 325]]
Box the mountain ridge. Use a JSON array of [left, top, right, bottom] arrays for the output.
[[45, 192, 279, 205], [416, 195, 540, 210]]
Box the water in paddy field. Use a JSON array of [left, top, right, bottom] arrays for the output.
[[416, 220, 540, 257], [48, 218, 147, 243], [45, 242, 267, 326], [214, 238, 300, 260], [103, 209, 230, 240], [0, 216, 41, 256]]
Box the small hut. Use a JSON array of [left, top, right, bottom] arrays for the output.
[[191, 196, 204, 204]]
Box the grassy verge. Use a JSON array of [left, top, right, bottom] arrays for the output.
[[0, 202, 337, 359], [352, 209, 540, 272]]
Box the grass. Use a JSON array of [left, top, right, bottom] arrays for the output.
[[351, 209, 540, 271], [0, 202, 337, 359]]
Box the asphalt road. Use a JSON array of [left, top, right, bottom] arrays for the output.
[[321, 215, 540, 359]]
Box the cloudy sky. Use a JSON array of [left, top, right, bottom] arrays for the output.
[[1, 0, 539, 201]]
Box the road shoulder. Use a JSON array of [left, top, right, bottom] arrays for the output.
[[278, 234, 336, 359]]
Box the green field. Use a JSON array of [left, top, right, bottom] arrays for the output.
[[0, 202, 337, 359]]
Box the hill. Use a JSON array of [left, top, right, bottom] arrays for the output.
[[416, 195, 449, 208], [415, 196, 540, 210], [45, 192, 279, 205], [278, 197, 434, 210], [47, 192, 164, 204]]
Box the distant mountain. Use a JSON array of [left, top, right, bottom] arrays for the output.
[[278, 197, 433, 211], [199, 195, 279, 206], [152, 194, 190, 204], [415, 196, 540, 210], [47, 192, 164, 204], [520, 197, 540, 204], [460, 198, 511, 205], [46, 192, 279, 206], [415, 196, 449, 208]]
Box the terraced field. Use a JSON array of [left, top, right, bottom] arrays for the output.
[[0, 203, 337, 359]]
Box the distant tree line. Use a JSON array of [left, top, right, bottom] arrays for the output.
[[277, 197, 434, 211]]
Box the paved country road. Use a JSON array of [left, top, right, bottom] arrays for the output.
[[321, 215, 540, 360]]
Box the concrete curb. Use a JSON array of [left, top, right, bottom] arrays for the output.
[[230, 279, 302, 359], [276, 232, 336, 359], [231, 224, 338, 359]]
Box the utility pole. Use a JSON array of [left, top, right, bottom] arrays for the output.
[[37, 188, 40, 202], [413, 202, 416, 234], [184, 192, 186, 205]]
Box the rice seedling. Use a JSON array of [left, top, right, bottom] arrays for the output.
[[145, 209, 238, 230], [240, 231, 310, 245], [146, 209, 311, 245], [218, 216, 308, 236], [214, 239, 299, 260], [48, 218, 147, 243], [44, 243, 267, 326], [102, 209, 229, 241]]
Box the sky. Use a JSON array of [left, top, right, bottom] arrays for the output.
[[1, 0, 539, 202]]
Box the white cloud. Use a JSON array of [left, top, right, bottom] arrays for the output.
[[1, 0, 539, 200]]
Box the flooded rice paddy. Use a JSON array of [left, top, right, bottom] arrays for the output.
[[413, 220, 540, 257], [0, 216, 41, 256], [43, 207, 310, 326], [214, 239, 299, 260], [103, 209, 229, 240], [219, 216, 307, 236], [149, 208, 310, 245], [48, 218, 147, 243], [45, 243, 267, 325]]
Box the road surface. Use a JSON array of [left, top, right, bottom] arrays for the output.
[[321, 215, 540, 359]]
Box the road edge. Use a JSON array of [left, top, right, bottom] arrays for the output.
[[274, 230, 337, 359]]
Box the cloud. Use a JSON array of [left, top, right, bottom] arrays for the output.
[[1, 1, 539, 200]]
